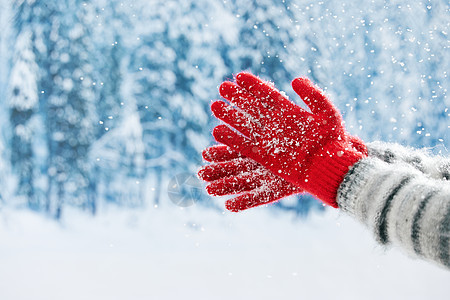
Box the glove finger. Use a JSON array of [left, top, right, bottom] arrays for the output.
[[235, 72, 299, 113], [206, 170, 269, 196], [202, 145, 241, 162], [219, 81, 275, 124], [224, 180, 299, 212], [211, 101, 261, 138], [291, 77, 340, 117], [198, 158, 259, 182], [213, 125, 264, 161]]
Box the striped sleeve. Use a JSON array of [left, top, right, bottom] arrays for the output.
[[337, 157, 450, 269], [367, 141, 450, 181]]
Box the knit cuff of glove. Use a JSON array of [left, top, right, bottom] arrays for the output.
[[305, 140, 367, 208]]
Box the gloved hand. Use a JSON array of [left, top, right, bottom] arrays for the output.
[[198, 144, 301, 212], [211, 72, 368, 207]]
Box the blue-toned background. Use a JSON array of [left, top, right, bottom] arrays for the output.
[[0, 0, 448, 217], [0, 1, 449, 299]]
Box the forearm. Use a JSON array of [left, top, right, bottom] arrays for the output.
[[337, 157, 450, 269], [367, 141, 450, 180]]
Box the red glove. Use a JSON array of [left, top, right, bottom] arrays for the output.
[[211, 72, 367, 208], [198, 145, 301, 212]]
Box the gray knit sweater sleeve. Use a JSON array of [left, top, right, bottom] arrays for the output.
[[366, 141, 450, 180], [337, 157, 450, 269]]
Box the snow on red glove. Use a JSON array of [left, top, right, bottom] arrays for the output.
[[198, 144, 301, 212], [211, 72, 368, 208]]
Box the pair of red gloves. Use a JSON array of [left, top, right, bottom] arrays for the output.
[[198, 72, 368, 212]]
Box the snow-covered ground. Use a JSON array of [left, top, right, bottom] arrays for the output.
[[1, 204, 448, 300]]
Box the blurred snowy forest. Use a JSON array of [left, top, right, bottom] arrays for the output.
[[0, 0, 448, 219]]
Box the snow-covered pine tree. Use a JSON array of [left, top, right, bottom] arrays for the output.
[[9, 30, 38, 208], [31, 0, 97, 218], [0, 0, 13, 208], [126, 0, 234, 206], [89, 0, 133, 138], [87, 0, 146, 207], [8, 0, 41, 209]]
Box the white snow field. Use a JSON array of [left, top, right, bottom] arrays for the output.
[[0, 203, 448, 300]]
